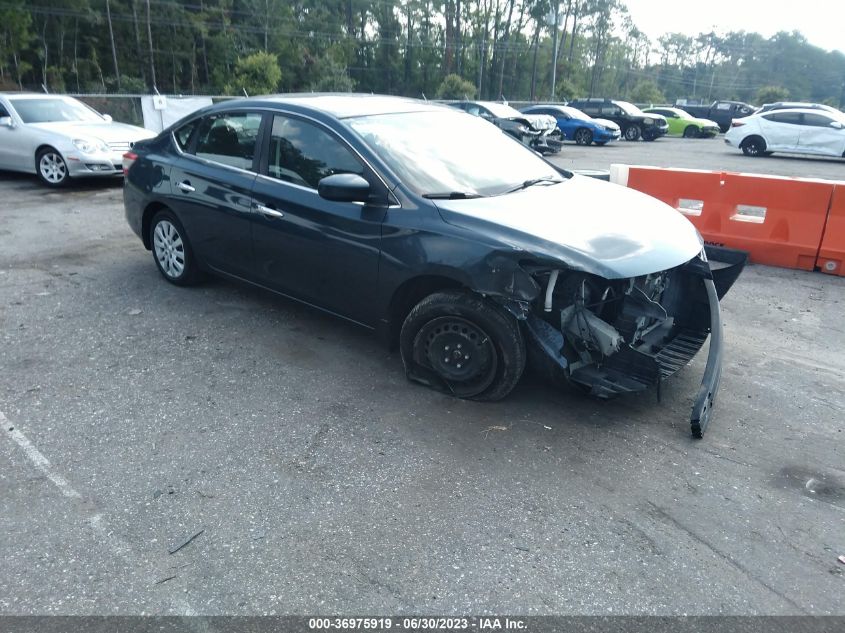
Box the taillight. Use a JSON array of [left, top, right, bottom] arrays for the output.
[[122, 151, 138, 175], [731, 120, 745, 128]]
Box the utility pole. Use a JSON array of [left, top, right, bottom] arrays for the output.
[[550, 3, 560, 100], [145, 0, 157, 91], [106, 0, 121, 89]]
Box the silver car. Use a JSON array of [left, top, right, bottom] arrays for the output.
[[0, 93, 155, 187]]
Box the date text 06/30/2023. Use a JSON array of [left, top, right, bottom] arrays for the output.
[[307, 617, 527, 630]]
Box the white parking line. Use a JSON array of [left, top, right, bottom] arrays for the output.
[[1, 409, 199, 618], [3, 413, 83, 500]]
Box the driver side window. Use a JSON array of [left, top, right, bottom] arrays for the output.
[[266, 115, 364, 189]]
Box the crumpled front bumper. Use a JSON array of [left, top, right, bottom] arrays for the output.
[[525, 245, 747, 438]]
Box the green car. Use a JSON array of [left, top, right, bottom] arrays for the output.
[[643, 107, 720, 138]]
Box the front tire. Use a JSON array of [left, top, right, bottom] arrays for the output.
[[149, 209, 201, 286], [624, 125, 641, 141], [574, 128, 593, 145], [36, 148, 70, 187], [400, 290, 526, 402], [683, 125, 698, 138]]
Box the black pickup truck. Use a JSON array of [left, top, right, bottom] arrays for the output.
[[675, 100, 756, 132]]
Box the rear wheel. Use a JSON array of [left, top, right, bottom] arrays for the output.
[[400, 290, 526, 401], [683, 125, 698, 138], [624, 125, 641, 141], [149, 209, 202, 286], [574, 128, 593, 145], [740, 136, 766, 156], [36, 148, 70, 187]]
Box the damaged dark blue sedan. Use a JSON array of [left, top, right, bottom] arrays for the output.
[[123, 94, 746, 438]]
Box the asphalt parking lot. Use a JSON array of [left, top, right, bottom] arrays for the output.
[[1, 139, 844, 616], [550, 135, 845, 181]]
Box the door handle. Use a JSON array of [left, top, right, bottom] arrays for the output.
[[176, 181, 195, 193], [254, 202, 284, 219]]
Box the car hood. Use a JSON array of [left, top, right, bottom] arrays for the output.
[[433, 175, 703, 279], [29, 121, 155, 143], [592, 117, 619, 130], [691, 117, 719, 127], [506, 113, 557, 131]]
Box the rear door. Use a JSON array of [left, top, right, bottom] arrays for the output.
[[168, 110, 263, 279], [798, 112, 845, 157], [758, 112, 801, 150], [249, 113, 385, 326]]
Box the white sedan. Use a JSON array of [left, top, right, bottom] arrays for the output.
[[724, 107, 845, 158], [0, 93, 155, 186]]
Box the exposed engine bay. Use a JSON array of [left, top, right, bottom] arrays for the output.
[[522, 246, 746, 437]]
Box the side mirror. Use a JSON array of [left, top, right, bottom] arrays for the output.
[[830, 121, 843, 129], [317, 173, 371, 203], [0, 116, 14, 128], [102, 114, 113, 123]]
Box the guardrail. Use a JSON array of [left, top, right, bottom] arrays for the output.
[[609, 164, 844, 277]]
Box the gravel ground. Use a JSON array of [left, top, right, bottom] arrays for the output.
[[0, 157, 843, 617]]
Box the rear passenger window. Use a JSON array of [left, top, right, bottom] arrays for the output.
[[802, 113, 834, 127], [266, 115, 363, 189], [194, 112, 262, 171]]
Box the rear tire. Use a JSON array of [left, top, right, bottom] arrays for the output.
[[683, 125, 698, 138], [624, 125, 641, 141], [740, 136, 766, 156], [36, 148, 70, 187], [574, 128, 593, 145], [400, 290, 526, 402], [149, 209, 202, 286]]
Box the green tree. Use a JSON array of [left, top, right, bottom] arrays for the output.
[[310, 56, 356, 92], [436, 73, 476, 99], [0, 0, 33, 89], [225, 51, 281, 96], [630, 79, 665, 104], [756, 85, 790, 104]]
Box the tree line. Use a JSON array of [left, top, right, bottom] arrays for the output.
[[1, 0, 843, 108]]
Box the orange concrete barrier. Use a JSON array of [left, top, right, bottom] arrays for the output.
[[610, 165, 835, 271], [816, 185, 845, 277]]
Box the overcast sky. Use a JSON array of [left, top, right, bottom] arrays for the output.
[[622, 0, 845, 54]]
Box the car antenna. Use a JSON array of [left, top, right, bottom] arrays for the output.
[[242, 87, 249, 97], [41, 83, 49, 94], [421, 92, 427, 101]]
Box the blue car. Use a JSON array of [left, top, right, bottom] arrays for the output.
[[521, 105, 621, 146]]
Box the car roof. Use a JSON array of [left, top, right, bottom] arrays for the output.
[[758, 107, 843, 117], [205, 93, 448, 119], [0, 93, 75, 99]]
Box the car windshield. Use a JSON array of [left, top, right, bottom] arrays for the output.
[[347, 110, 561, 197], [559, 106, 590, 119], [615, 101, 644, 115], [481, 102, 523, 119], [9, 97, 104, 124]]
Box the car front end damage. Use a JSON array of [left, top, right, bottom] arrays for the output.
[[517, 245, 746, 437], [502, 114, 564, 154]]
